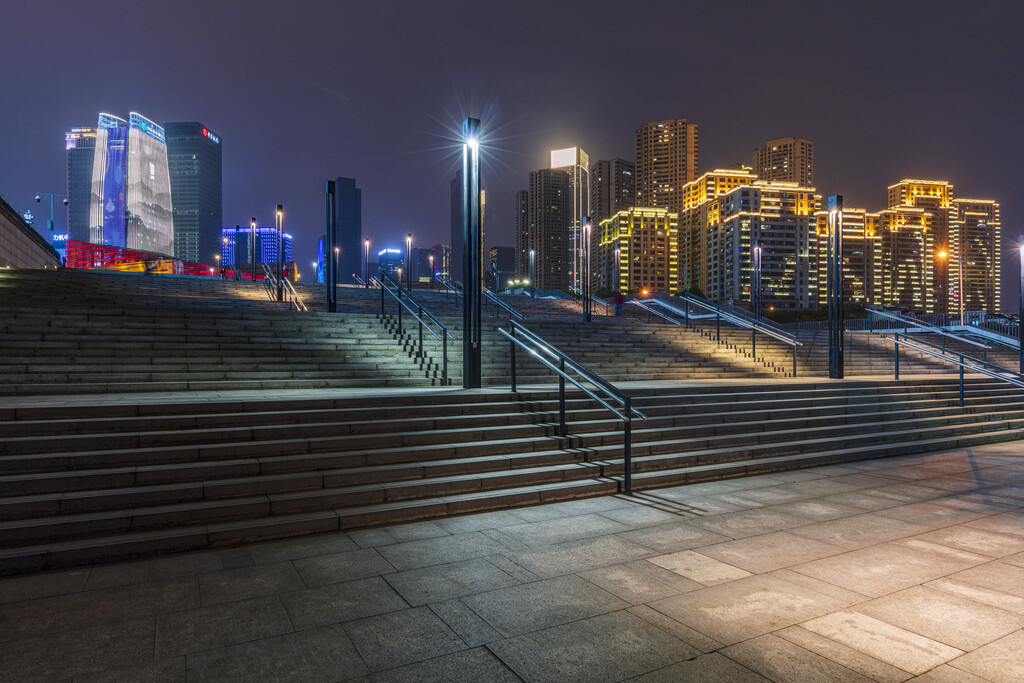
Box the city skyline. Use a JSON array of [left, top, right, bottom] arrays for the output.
[[1, 1, 1021, 301]]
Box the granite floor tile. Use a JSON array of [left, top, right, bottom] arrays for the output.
[[595, 503, 687, 528], [722, 633, 875, 682], [383, 521, 450, 542], [506, 505, 565, 522], [342, 606, 465, 672], [628, 652, 769, 682], [873, 502, 991, 528], [433, 510, 525, 534], [788, 512, 932, 549], [854, 585, 1024, 651], [801, 611, 964, 675], [910, 664, 990, 682], [461, 574, 628, 637], [198, 561, 305, 606], [648, 573, 846, 645], [626, 603, 723, 653], [544, 495, 633, 516], [0, 617, 156, 682], [246, 531, 358, 564], [367, 646, 518, 682], [185, 622, 367, 682], [279, 575, 408, 630], [503, 534, 654, 578], [947, 630, 1024, 681], [963, 510, 1024, 538], [489, 610, 696, 683], [0, 575, 200, 641], [766, 498, 866, 522], [83, 560, 152, 590], [347, 528, 397, 548], [376, 531, 510, 571], [146, 550, 223, 581], [698, 531, 845, 573], [924, 577, 1024, 615], [647, 549, 752, 586], [914, 525, 1024, 558], [0, 566, 90, 605], [427, 599, 502, 647], [496, 513, 632, 548], [790, 540, 988, 598], [154, 595, 293, 658], [616, 520, 731, 554], [578, 560, 696, 604], [72, 656, 184, 683], [685, 507, 812, 539], [292, 547, 395, 588], [775, 625, 913, 683], [383, 558, 519, 606], [946, 561, 1024, 599]]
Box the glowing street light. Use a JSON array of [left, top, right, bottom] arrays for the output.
[[406, 233, 413, 290], [429, 253, 435, 289], [582, 220, 591, 322], [752, 240, 762, 320], [529, 248, 535, 299], [214, 253, 221, 278], [363, 238, 370, 288], [275, 205, 284, 301], [937, 248, 964, 326], [250, 217, 257, 283], [461, 116, 483, 389]]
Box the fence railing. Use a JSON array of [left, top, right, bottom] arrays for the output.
[[260, 263, 307, 311], [379, 270, 452, 384], [435, 275, 525, 320], [498, 320, 647, 494], [886, 331, 1024, 406]]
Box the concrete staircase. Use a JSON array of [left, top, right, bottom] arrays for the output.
[[1, 378, 1023, 573]]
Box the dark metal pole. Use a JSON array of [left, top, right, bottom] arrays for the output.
[[959, 357, 965, 407], [583, 219, 591, 322], [828, 195, 845, 379], [276, 205, 284, 302], [406, 234, 413, 291], [623, 395, 632, 495], [558, 357, 566, 437], [364, 239, 370, 289], [509, 328, 517, 393], [752, 240, 762, 320], [894, 333, 900, 380], [251, 217, 256, 282], [462, 117, 483, 388], [1019, 235, 1023, 374], [326, 183, 337, 312], [530, 248, 535, 298]]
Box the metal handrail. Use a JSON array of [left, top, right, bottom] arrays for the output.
[[628, 299, 684, 325], [679, 294, 801, 347], [868, 307, 990, 350], [498, 319, 647, 494], [260, 263, 306, 311], [378, 270, 451, 384], [885, 331, 1024, 406], [260, 263, 277, 301], [435, 275, 525, 320], [569, 286, 610, 315], [281, 277, 308, 312]]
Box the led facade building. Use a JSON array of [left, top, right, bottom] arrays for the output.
[[813, 208, 880, 306], [590, 158, 635, 226], [752, 137, 814, 185], [66, 127, 96, 244], [951, 199, 1000, 314], [597, 207, 678, 294], [888, 179, 953, 311], [378, 248, 403, 279], [220, 226, 292, 266], [550, 147, 589, 290], [89, 113, 174, 256], [876, 207, 935, 312], [164, 122, 223, 265], [635, 119, 699, 212]]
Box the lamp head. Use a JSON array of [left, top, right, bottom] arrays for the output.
[[62, 197, 68, 206], [34, 194, 40, 202]]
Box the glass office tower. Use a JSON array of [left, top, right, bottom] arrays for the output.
[[165, 122, 223, 265]]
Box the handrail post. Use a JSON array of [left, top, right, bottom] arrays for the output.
[[509, 326, 517, 393], [792, 344, 797, 377], [558, 357, 566, 437], [381, 284, 385, 315], [752, 328, 756, 359], [959, 355, 965, 407], [623, 395, 632, 496], [442, 332, 448, 385], [397, 290, 402, 334], [418, 305, 424, 359], [894, 333, 900, 380], [717, 311, 721, 341]]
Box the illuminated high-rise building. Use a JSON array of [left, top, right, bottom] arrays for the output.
[[950, 199, 1000, 314], [513, 189, 529, 278], [524, 168, 571, 291], [590, 158, 634, 226], [597, 207, 678, 294], [752, 137, 813, 186], [888, 179, 953, 311], [635, 119, 698, 212], [89, 113, 174, 255], [66, 127, 96, 245], [550, 147, 589, 290], [164, 122, 223, 265], [331, 177, 362, 284], [813, 208, 881, 307], [676, 168, 759, 294], [221, 226, 292, 266], [876, 206, 935, 313]]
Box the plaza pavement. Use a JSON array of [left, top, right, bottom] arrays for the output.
[[1, 440, 1024, 681]]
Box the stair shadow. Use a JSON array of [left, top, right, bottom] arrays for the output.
[[617, 491, 711, 517]]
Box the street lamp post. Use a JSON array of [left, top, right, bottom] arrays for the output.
[[462, 116, 483, 389], [429, 254, 435, 289], [614, 246, 621, 295], [334, 246, 340, 304], [34, 192, 67, 237], [275, 205, 284, 301], [1018, 236, 1023, 374], [752, 240, 762, 320], [214, 254, 221, 277], [364, 238, 370, 288], [406, 233, 413, 290], [827, 195, 844, 379], [938, 249, 965, 327], [529, 248, 535, 299], [582, 219, 591, 322], [325, 181, 337, 312], [250, 217, 257, 283]]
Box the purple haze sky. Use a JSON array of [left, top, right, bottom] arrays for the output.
[[2, 0, 1022, 300]]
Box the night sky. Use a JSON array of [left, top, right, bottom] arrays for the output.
[[2, 0, 1022, 300]]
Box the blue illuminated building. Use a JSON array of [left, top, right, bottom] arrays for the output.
[[378, 248, 403, 279], [221, 226, 292, 266]]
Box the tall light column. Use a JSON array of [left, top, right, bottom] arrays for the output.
[[276, 205, 284, 301], [529, 248, 535, 298], [752, 240, 762, 319], [250, 217, 257, 283], [462, 117, 482, 388], [958, 249, 965, 327], [614, 247, 621, 294], [364, 238, 370, 288], [583, 219, 591, 322], [325, 182, 337, 312], [406, 233, 413, 290], [827, 195, 845, 379], [1019, 236, 1023, 373], [429, 254, 435, 289]]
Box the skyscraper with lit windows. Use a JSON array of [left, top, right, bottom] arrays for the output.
[[165, 122, 222, 265], [635, 119, 698, 212]]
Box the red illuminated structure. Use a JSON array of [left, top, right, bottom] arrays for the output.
[[65, 240, 264, 279]]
